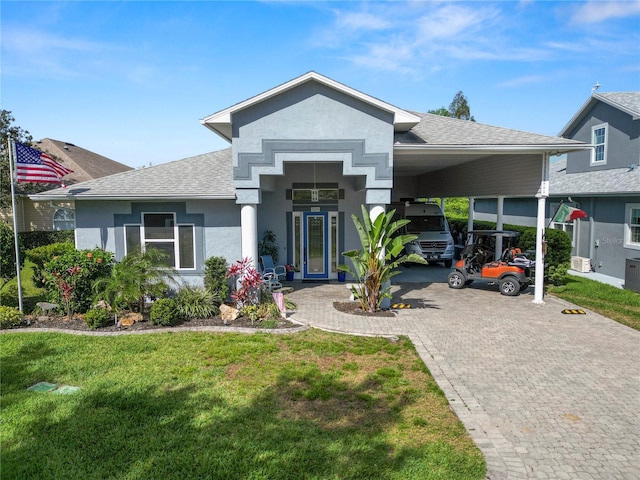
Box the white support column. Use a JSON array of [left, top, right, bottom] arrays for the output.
[[496, 196, 504, 260], [533, 153, 550, 304], [467, 197, 474, 238], [241, 204, 258, 269]]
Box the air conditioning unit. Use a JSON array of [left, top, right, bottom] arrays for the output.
[[571, 256, 591, 273]]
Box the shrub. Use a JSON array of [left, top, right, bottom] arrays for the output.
[[1, 222, 24, 286], [204, 256, 229, 301], [176, 286, 220, 319], [0, 305, 22, 329], [84, 307, 113, 330], [19, 231, 74, 251], [0, 283, 19, 308], [227, 258, 263, 308], [546, 262, 570, 286], [26, 242, 76, 285], [150, 298, 180, 326], [42, 248, 114, 316]]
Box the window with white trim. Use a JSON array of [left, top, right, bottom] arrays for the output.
[[591, 123, 608, 165], [624, 203, 640, 250], [124, 213, 195, 269], [53, 208, 75, 231]]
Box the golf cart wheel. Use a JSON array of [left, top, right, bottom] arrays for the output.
[[444, 259, 453, 268], [499, 276, 520, 296], [448, 271, 466, 289]]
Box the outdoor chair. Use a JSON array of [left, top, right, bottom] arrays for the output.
[[258, 265, 282, 292], [259, 255, 286, 282]]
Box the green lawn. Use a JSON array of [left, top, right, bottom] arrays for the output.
[[548, 274, 640, 331], [0, 330, 485, 480]]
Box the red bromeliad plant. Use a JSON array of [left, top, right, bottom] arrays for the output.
[[226, 257, 263, 308]]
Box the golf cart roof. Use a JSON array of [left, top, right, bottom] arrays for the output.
[[468, 230, 521, 238]]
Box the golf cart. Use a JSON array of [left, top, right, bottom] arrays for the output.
[[447, 230, 534, 296]]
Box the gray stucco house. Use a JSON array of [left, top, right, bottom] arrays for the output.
[[475, 91, 640, 285], [33, 72, 589, 302]]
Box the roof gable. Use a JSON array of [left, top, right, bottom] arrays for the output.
[[201, 71, 420, 141], [559, 92, 640, 137]]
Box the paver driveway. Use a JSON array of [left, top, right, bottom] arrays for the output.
[[287, 280, 640, 480]]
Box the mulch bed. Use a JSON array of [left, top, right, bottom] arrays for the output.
[[333, 301, 396, 317], [9, 314, 300, 332]]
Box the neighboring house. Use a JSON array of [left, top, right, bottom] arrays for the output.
[[32, 72, 587, 301], [2, 138, 132, 232], [475, 91, 640, 284]]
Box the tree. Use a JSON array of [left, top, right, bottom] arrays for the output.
[[448, 91, 475, 121], [427, 91, 476, 122], [0, 221, 24, 290], [339, 205, 426, 312], [1, 110, 33, 209]]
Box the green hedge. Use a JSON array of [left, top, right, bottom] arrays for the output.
[[19, 231, 74, 251], [448, 218, 571, 268]]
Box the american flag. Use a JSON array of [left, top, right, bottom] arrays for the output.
[[15, 141, 74, 184]]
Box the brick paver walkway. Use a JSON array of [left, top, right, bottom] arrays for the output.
[[287, 282, 640, 480]]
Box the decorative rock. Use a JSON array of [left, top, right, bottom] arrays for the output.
[[119, 312, 142, 326], [95, 300, 111, 310], [220, 304, 239, 323], [36, 302, 58, 312]]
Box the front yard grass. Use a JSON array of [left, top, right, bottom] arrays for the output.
[[0, 329, 485, 480], [548, 274, 640, 331]]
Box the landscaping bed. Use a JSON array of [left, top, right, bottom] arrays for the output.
[[9, 312, 300, 332]]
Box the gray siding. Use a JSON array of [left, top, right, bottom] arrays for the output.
[[415, 154, 544, 198], [565, 101, 640, 173]]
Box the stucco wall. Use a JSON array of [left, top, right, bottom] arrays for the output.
[[75, 199, 241, 287]]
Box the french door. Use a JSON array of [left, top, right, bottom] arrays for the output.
[[303, 212, 328, 279]]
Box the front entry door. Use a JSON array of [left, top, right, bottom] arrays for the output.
[[303, 212, 328, 279]]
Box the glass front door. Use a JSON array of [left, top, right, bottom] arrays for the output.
[[303, 212, 328, 279]]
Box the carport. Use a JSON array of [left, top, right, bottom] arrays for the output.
[[390, 112, 591, 303]]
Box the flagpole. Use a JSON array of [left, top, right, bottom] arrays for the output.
[[7, 138, 24, 313], [547, 200, 564, 229]]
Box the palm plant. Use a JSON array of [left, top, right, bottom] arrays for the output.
[[339, 205, 426, 312], [92, 248, 175, 314]]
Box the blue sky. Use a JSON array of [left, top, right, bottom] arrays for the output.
[[2, 1, 639, 168]]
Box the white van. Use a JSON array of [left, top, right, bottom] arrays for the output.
[[402, 202, 455, 268]]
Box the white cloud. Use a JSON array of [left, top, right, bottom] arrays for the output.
[[498, 75, 547, 88], [334, 10, 391, 31], [569, 0, 640, 24]]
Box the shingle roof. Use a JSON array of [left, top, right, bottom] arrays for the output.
[[559, 91, 640, 137], [35, 149, 234, 199], [594, 92, 640, 117], [35, 138, 132, 183], [395, 112, 585, 147], [550, 157, 640, 195]]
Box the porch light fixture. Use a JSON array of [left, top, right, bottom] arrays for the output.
[[312, 163, 319, 202]]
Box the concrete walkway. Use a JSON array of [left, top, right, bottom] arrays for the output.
[[286, 280, 640, 480]]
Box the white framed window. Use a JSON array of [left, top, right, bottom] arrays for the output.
[[53, 208, 75, 231], [124, 213, 196, 269], [624, 203, 640, 250], [591, 123, 608, 165]]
